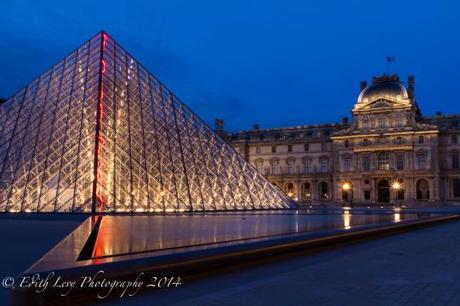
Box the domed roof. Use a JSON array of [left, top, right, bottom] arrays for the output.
[[357, 75, 409, 104]]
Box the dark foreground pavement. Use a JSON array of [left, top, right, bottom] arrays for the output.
[[105, 219, 460, 306]]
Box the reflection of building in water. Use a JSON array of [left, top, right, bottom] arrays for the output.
[[219, 74, 460, 206]]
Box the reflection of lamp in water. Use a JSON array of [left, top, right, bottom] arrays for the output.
[[393, 207, 401, 222], [343, 210, 351, 229]]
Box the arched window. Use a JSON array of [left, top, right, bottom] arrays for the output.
[[363, 139, 370, 146], [452, 135, 458, 144], [344, 140, 349, 148], [453, 179, 460, 198], [319, 182, 328, 200], [301, 182, 311, 200], [418, 135, 425, 144], [416, 179, 430, 200], [396, 136, 402, 144], [286, 183, 295, 198]]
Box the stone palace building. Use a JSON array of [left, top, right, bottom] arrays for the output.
[[217, 74, 460, 206]]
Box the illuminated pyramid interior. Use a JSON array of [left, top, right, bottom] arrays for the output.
[[0, 31, 292, 213]]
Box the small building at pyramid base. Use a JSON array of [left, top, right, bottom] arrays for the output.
[[0, 31, 293, 213]]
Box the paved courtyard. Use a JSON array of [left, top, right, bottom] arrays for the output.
[[105, 217, 460, 306]]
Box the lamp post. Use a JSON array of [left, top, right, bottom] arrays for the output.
[[391, 180, 403, 206], [341, 181, 353, 207]]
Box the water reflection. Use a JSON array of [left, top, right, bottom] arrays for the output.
[[343, 211, 351, 230], [91, 212, 420, 258]]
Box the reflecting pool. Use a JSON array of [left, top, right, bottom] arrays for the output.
[[91, 210, 420, 259]]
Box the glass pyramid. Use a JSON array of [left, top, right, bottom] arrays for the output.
[[0, 32, 292, 213]]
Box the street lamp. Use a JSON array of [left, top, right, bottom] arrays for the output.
[[391, 180, 403, 205], [341, 181, 353, 207]]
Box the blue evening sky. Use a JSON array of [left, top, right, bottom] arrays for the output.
[[0, 0, 459, 131]]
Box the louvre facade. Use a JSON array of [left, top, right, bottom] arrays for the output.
[[223, 75, 460, 206], [0, 32, 292, 213]]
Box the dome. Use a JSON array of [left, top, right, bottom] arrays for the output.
[[357, 75, 409, 104]]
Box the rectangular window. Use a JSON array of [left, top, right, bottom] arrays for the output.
[[396, 153, 405, 170], [417, 153, 427, 169], [378, 152, 390, 170], [288, 144, 293, 153], [320, 159, 328, 173], [343, 158, 351, 171], [271, 162, 278, 174], [303, 159, 311, 173], [304, 143, 309, 151], [287, 160, 294, 174], [453, 153, 459, 169], [255, 146, 261, 154], [271, 145, 277, 153], [362, 156, 370, 171], [364, 190, 371, 200]]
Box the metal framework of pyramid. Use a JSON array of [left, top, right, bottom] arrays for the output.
[[0, 31, 292, 213]]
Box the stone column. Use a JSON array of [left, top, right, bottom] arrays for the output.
[[311, 179, 318, 202], [372, 178, 377, 203], [296, 181, 302, 202]]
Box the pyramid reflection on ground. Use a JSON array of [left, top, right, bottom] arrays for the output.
[[0, 31, 292, 213]]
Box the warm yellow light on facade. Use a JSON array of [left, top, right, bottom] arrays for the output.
[[392, 181, 402, 190], [342, 182, 352, 191]]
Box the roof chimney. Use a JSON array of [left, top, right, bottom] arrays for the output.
[[252, 123, 260, 130], [215, 118, 224, 131], [341, 117, 349, 125], [408, 75, 415, 100], [360, 81, 367, 91]]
